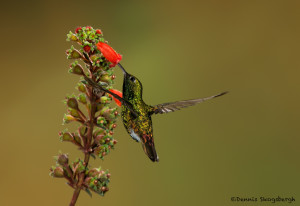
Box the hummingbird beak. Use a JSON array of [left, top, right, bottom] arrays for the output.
[[117, 63, 128, 76]]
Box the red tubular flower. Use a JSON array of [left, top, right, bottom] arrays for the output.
[[83, 45, 91, 53], [96, 42, 122, 67], [109, 89, 122, 106], [96, 29, 102, 35], [75, 27, 82, 33]]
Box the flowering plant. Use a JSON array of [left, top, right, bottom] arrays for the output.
[[50, 26, 122, 206]]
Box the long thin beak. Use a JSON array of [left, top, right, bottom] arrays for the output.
[[117, 63, 128, 76]]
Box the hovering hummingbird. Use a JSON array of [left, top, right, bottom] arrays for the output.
[[84, 64, 227, 162]]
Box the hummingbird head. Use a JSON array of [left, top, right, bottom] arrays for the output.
[[118, 64, 143, 100]]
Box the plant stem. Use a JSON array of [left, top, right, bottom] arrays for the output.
[[69, 72, 96, 206], [70, 186, 82, 206]]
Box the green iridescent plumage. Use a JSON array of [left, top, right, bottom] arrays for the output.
[[117, 64, 227, 162], [85, 64, 227, 162], [121, 72, 158, 161]]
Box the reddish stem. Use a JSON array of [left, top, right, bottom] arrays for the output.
[[69, 70, 96, 206]]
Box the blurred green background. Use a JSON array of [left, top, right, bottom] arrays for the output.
[[0, 0, 299, 205]]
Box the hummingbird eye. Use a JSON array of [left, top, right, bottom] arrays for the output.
[[130, 76, 135, 82]]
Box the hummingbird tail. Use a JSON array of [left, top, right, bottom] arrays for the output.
[[142, 141, 159, 162]]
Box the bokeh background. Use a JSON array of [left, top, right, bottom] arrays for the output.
[[0, 0, 299, 205]]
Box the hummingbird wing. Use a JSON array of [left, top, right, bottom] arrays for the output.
[[151, 91, 228, 114]]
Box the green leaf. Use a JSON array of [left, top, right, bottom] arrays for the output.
[[85, 188, 93, 198]]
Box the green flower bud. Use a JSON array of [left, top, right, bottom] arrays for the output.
[[100, 96, 109, 104], [97, 117, 107, 127], [59, 131, 73, 142], [69, 64, 84, 75], [50, 166, 64, 178], [67, 98, 78, 109], [74, 134, 82, 145], [100, 74, 111, 83], [90, 55, 98, 62], [67, 32, 78, 41], [63, 114, 76, 124], [57, 154, 69, 165], [78, 93, 87, 104], [66, 49, 81, 59], [68, 108, 80, 118], [70, 34, 78, 41], [77, 83, 86, 93]]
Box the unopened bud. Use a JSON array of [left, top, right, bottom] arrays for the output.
[[50, 166, 64, 178], [77, 83, 86, 93], [78, 94, 87, 104], [90, 55, 98, 62], [70, 34, 78, 41], [97, 117, 107, 126], [68, 108, 80, 118], [66, 49, 81, 59], [69, 64, 84, 75], [74, 134, 82, 145], [100, 96, 109, 104], [59, 131, 73, 142], [67, 98, 78, 109], [63, 114, 76, 124], [57, 154, 69, 165], [100, 74, 111, 83]]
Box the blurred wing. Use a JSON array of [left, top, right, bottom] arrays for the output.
[[151, 91, 228, 114]]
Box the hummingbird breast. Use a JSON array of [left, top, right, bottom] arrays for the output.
[[121, 104, 153, 139]]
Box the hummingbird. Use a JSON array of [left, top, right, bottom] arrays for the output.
[[84, 64, 227, 162]]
